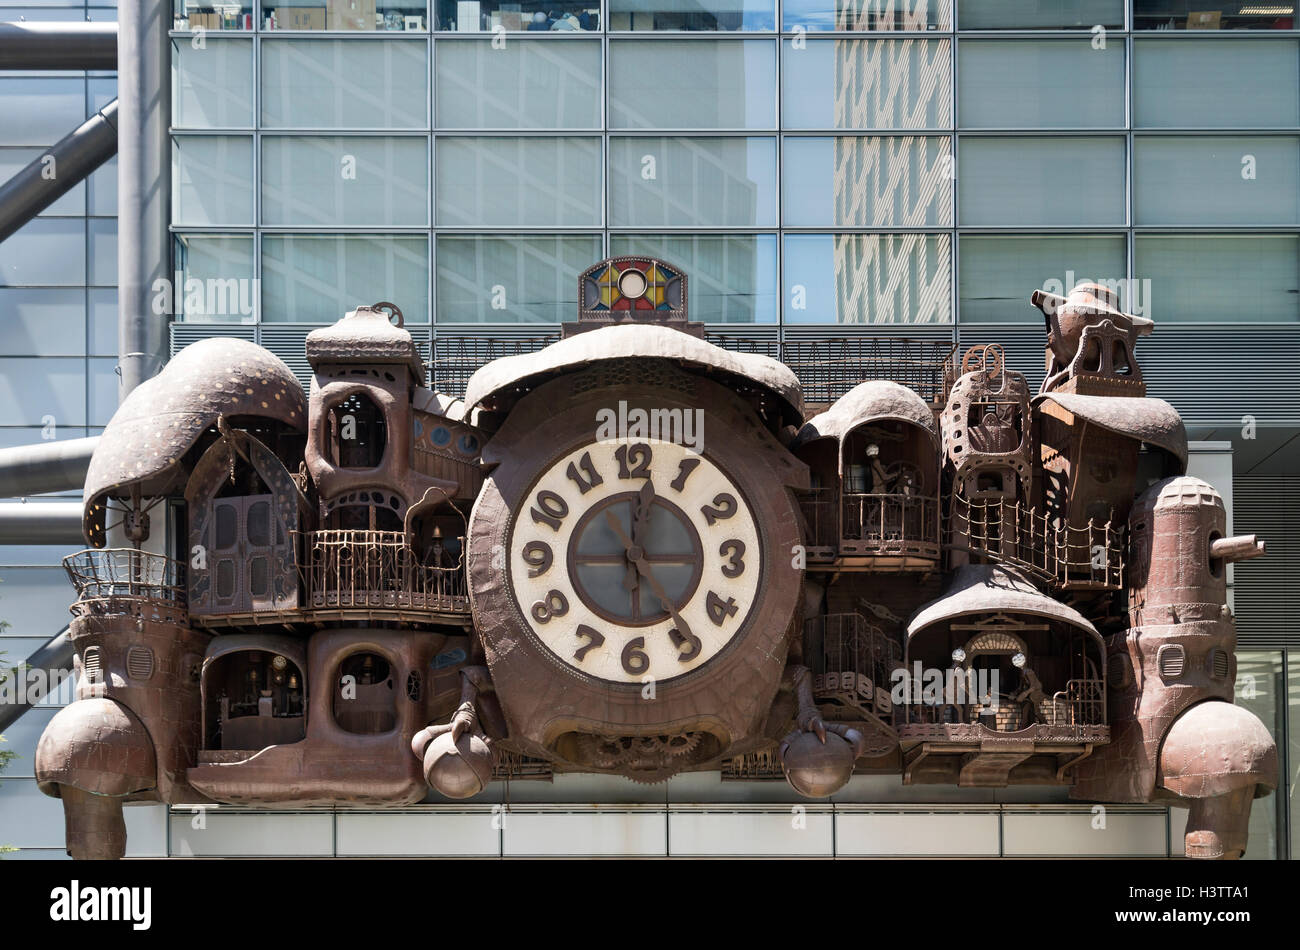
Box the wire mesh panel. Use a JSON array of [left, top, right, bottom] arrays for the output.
[[63, 549, 187, 616]]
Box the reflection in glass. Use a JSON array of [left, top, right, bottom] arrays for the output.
[[1134, 2, 1293, 30], [261, 39, 427, 129], [259, 0, 428, 30], [1134, 235, 1300, 324], [783, 233, 950, 324], [1135, 137, 1300, 227], [958, 0, 1121, 29], [1134, 40, 1300, 129], [958, 234, 1125, 323], [611, 0, 774, 31], [784, 0, 949, 32], [436, 137, 601, 227], [173, 39, 254, 128], [958, 136, 1125, 227], [958, 40, 1124, 129], [175, 234, 256, 323], [610, 40, 776, 129], [172, 135, 255, 226], [783, 38, 951, 131], [173, 0, 255, 30], [610, 233, 777, 323], [435, 39, 601, 128], [436, 234, 601, 322], [435, 0, 597, 30], [262, 234, 429, 323], [261, 136, 428, 227], [783, 136, 952, 227], [609, 136, 776, 227]]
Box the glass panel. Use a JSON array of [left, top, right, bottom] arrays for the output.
[[434, 0, 597, 30], [959, 40, 1124, 129], [1234, 652, 1284, 860], [611, 0, 774, 31], [262, 234, 430, 323], [782, 136, 952, 227], [1134, 235, 1300, 324], [173, 1, 255, 30], [435, 137, 601, 226], [1135, 40, 1300, 129], [0, 290, 84, 357], [609, 40, 775, 129], [784, 0, 950, 32], [435, 234, 601, 322], [957, 0, 1121, 29], [0, 219, 85, 288], [88, 157, 117, 217], [958, 234, 1126, 323], [247, 501, 272, 547], [88, 219, 116, 288], [89, 289, 117, 356], [782, 233, 951, 324], [958, 136, 1125, 227], [609, 136, 776, 227], [0, 78, 84, 146], [0, 148, 82, 216], [258, 0, 428, 30], [88, 358, 118, 429], [435, 39, 601, 129], [782, 38, 951, 131], [173, 38, 254, 128], [215, 504, 238, 550], [1135, 3, 1294, 30], [609, 233, 777, 323], [175, 234, 257, 323], [1135, 137, 1300, 227], [262, 39, 427, 129], [172, 135, 255, 226], [250, 557, 270, 597], [216, 560, 235, 599], [261, 136, 428, 227]]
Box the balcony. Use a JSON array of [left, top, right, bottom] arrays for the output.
[[296, 529, 470, 624], [947, 495, 1124, 591], [808, 612, 902, 724], [799, 489, 941, 569], [63, 548, 187, 623]]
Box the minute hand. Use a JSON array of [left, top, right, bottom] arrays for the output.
[[603, 509, 697, 654]]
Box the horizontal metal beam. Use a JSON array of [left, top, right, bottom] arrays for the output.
[[0, 628, 73, 735], [0, 100, 117, 245], [0, 21, 117, 70], [0, 436, 99, 498], [0, 502, 84, 545]]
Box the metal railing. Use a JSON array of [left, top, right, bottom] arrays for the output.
[[62, 548, 186, 610], [808, 612, 901, 693], [842, 492, 941, 557], [900, 676, 1106, 730], [432, 336, 558, 397], [948, 495, 1123, 589], [296, 530, 469, 613]]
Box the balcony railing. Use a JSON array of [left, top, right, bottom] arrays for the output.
[[842, 493, 941, 558], [296, 530, 469, 614], [947, 495, 1123, 590], [62, 549, 188, 618], [808, 612, 902, 717]]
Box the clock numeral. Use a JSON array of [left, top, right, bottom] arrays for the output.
[[614, 442, 652, 479], [531, 589, 569, 624], [574, 624, 605, 662], [706, 591, 739, 627], [701, 492, 737, 525], [719, 539, 746, 578], [521, 540, 553, 578], [530, 490, 569, 531], [565, 451, 604, 495], [669, 626, 702, 662], [621, 637, 650, 675], [669, 457, 701, 493]]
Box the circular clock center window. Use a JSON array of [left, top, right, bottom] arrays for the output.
[[568, 493, 702, 626], [617, 268, 648, 300]]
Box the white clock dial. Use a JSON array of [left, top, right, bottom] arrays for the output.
[[509, 438, 762, 685]]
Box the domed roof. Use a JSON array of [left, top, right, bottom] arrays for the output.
[[463, 324, 803, 424], [35, 697, 157, 798], [793, 380, 936, 449], [305, 304, 424, 379], [1132, 475, 1223, 518], [82, 338, 306, 545], [1034, 392, 1187, 471], [1159, 701, 1277, 799]]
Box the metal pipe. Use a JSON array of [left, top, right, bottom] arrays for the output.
[[0, 22, 117, 70], [116, 0, 170, 400], [0, 101, 118, 245], [0, 629, 73, 735], [0, 502, 84, 545], [0, 436, 99, 497], [1210, 534, 1266, 563]]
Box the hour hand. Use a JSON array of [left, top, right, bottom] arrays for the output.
[[604, 509, 641, 591]]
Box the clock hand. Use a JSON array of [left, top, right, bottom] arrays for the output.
[[604, 509, 697, 659], [627, 481, 655, 592]]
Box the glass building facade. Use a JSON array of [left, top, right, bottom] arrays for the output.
[[2, 0, 1299, 857]]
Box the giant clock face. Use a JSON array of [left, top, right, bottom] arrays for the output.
[[509, 438, 763, 685]]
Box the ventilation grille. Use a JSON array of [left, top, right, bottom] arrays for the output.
[[1208, 649, 1230, 679], [82, 646, 101, 684], [1234, 475, 1300, 650], [1158, 644, 1185, 680], [126, 645, 155, 681]]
